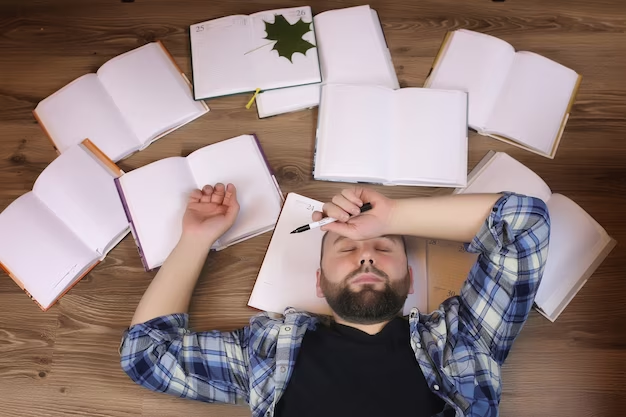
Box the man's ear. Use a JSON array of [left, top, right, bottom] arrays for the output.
[[408, 266, 414, 295], [316, 268, 325, 298]]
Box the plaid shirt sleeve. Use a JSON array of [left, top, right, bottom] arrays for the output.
[[119, 313, 250, 404], [461, 193, 550, 365]]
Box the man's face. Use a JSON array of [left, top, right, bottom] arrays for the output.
[[316, 232, 413, 324]]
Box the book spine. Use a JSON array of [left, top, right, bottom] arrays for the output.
[[550, 74, 583, 158], [0, 260, 48, 311], [114, 178, 151, 272], [424, 31, 453, 87], [47, 261, 100, 311], [81, 139, 123, 177], [32, 109, 60, 155], [251, 134, 284, 201]]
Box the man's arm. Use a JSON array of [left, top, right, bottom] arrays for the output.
[[120, 184, 250, 403]]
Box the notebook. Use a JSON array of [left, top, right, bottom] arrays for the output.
[[115, 135, 283, 271], [249, 193, 429, 315], [428, 151, 616, 321], [34, 42, 209, 162], [0, 140, 129, 311], [424, 29, 582, 158], [256, 5, 398, 118], [314, 84, 468, 187], [190, 6, 321, 100]]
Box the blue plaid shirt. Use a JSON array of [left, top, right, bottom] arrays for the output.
[[120, 193, 550, 417]]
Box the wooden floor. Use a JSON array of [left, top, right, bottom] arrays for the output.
[[1, 0, 625, 416]]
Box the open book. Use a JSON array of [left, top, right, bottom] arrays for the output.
[[428, 151, 615, 321], [0, 140, 129, 310], [314, 84, 468, 187], [190, 6, 321, 100], [249, 193, 430, 315], [116, 135, 283, 270], [34, 42, 209, 162], [256, 5, 398, 118], [424, 29, 582, 158]]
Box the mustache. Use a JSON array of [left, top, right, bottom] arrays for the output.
[[344, 264, 389, 284]]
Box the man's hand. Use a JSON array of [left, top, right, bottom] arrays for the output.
[[312, 187, 395, 240], [182, 183, 240, 247]]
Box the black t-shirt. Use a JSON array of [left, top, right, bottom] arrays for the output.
[[275, 317, 447, 417]]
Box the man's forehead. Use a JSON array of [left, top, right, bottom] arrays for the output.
[[328, 233, 402, 246]]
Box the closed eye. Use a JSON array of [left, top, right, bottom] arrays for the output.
[[340, 247, 356, 253], [376, 247, 392, 252]]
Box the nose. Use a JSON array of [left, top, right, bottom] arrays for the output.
[[360, 259, 374, 265]]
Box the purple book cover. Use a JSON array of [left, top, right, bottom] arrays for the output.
[[114, 177, 151, 271]]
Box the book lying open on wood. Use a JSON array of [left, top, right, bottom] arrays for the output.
[[256, 5, 398, 118], [190, 6, 321, 100], [0, 140, 129, 311], [430, 151, 616, 321], [248, 193, 429, 315], [115, 135, 283, 271], [314, 84, 468, 187], [424, 29, 582, 158], [34, 42, 209, 162]]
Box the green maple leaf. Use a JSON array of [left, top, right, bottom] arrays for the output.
[[263, 14, 315, 63]]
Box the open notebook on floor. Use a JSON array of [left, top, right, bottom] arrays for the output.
[[314, 84, 468, 187], [34, 42, 209, 162], [0, 140, 129, 311], [249, 193, 429, 315], [116, 135, 283, 271], [190, 6, 321, 100], [425, 29, 582, 158], [256, 5, 398, 118], [430, 151, 616, 321]]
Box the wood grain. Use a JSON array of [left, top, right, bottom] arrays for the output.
[[0, 0, 625, 416]]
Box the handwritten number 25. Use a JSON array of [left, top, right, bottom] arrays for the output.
[[196, 25, 204, 32]]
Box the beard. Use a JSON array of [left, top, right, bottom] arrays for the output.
[[320, 264, 411, 325]]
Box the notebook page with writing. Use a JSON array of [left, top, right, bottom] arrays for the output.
[[249, 193, 329, 314], [32, 145, 128, 255], [391, 89, 467, 186], [315, 5, 396, 86], [97, 42, 207, 144], [34, 74, 140, 161], [426, 30, 514, 130], [186, 135, 282, 247], [248, 8, 320, 91], [190, 16, 253, 99], [485, 52, 579, 155], [535, 194, 612, 316], [426, 239, 478, 312], [459, 152, 553, 202], [315, 84, 391, 182], [118, 158, 195, 270], [0, 193, 98, 309], [250, 193, 433, 315]]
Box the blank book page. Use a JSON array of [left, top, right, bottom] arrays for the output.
[[33, 145, 128, 255], [0, 193, 97, 308], [34, 74, 139, 162], [119, 157, 195, 269], [98, 43, 206, 143], [187, 135, 282, 246], [486, 52, 579, 154]]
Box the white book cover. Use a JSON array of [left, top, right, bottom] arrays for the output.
[[34, 42, 209, 162], [425, 29, 581, 158], [190, 6, 321, 100], [314, 84, 468, 187], [116, 134, 283, 270], [256, 5, 399, 118], [249, 193, 429, 315], [0, 140, 129, 310]]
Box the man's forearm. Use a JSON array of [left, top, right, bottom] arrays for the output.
[[130, 236, 212, 326], [387, 194, 502, 242]]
